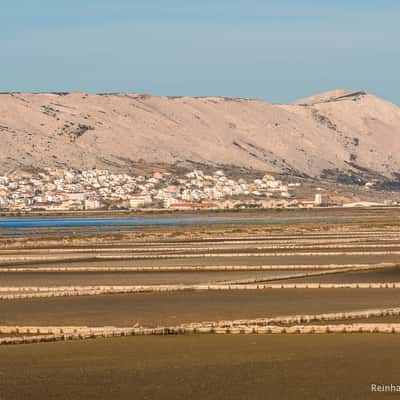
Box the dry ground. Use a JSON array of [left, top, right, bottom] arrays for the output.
[[2, 289, 400, 327], [1, 209, 400, 399], [1, 334, 400, 400]]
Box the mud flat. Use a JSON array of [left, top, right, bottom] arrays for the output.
[[0, 270, 325, 287], [281, 267, 400, 283], [3, 254, 400, 270], [1, 334, 400, 400], [2, 210, 400, 399], [2, 289, 400, 327]]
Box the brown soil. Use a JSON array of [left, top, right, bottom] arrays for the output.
[[2, 289, 400, 327], [0, 270, 320, 287], [1, 334, 400, 399], [282, 267, 400, 283]]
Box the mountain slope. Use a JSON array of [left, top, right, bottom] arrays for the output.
[[0, 90, 399, 180]]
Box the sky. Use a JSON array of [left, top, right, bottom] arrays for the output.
[[1, 0, 399, 104]]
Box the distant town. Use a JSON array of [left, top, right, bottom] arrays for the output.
[[0, 168, 396, 212]]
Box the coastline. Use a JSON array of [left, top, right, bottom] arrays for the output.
[[0, 206, 398, 219]]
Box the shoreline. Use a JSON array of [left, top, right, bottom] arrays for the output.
[[0, 206, 398, 219]]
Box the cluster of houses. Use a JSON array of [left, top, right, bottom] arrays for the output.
[[0, 168, 329, 212]]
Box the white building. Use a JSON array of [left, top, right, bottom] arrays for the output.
[[314, 193, 323, 206], [128, 194, 152, 209], [84, 198, 101, 210]]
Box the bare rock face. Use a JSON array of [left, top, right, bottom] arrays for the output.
[[0, 90, 399, 180]]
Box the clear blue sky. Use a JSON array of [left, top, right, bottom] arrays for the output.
[[1, 0, 399, 103]]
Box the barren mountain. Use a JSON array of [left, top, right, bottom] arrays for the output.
[[0, 90, 399, 184]]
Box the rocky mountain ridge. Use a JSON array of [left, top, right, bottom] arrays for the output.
[[0, 89, 399, 186]]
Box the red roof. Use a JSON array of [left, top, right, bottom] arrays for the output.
[[171, 202, 217, 208]]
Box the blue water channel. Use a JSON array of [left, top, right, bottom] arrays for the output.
[[0, 214, 379, 237]]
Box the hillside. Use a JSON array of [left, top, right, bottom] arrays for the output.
[[0, 90, 399, 184]]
